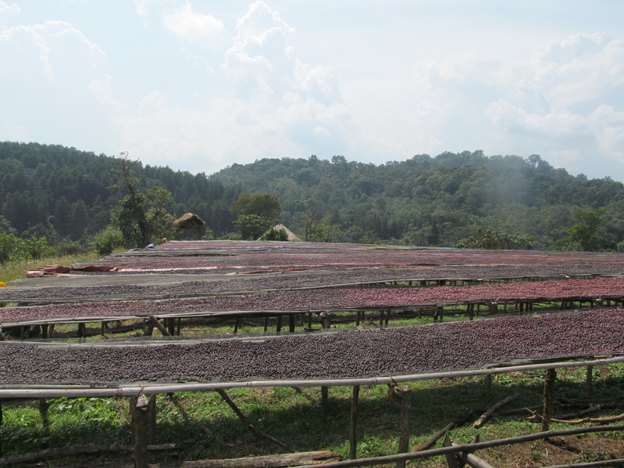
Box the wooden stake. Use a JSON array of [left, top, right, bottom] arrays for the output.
[[149, 315, 171, 337], [442, 434, 460, 468], [41, 324, 48, 339], [215, 389, 294, 453], [350, 385, 360, 460], [39, 398, 50, 441], [289, 314, 295, 333], [388, 383, 411, 468], [234, 317, 241, 333], [0, 398, 3, 457], [148, 394, 157, 445], [473, 394, 518, 428], [586, 365, 593, 396], [276, 315, 282, 333], [541, 369, 557, 432], [130, 394, 150, 468], [321, 386, 329, 423]]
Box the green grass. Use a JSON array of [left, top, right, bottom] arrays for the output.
[[3, 364, 624, 466], [0, 252, 101, 284]]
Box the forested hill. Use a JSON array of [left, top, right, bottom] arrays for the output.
[[212, 151, 624, 250], [3, 141, 624, 251], [0, 142, 241, 241]]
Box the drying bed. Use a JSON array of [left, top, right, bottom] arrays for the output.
[[1, 309, 623, 386], [2, 277, 624, 325]]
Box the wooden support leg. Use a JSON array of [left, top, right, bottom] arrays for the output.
[[130, 394, 150, 468], [541, 369, 557, 433], [388, 383, 412, 468], [77, 323, 86, 338], [438, 306, 444, 322], [144, 319, 154, 336], [39, 398, 50, 447], [307, 313, 312, 330], [148, 394, 157, 445], [167, 318, 175, 336], [48, 324, 55, 337], [234, 317, 241, 333], [468, 304, 474, 321], [176, 318, 181, 336], [42, 324, 48, 339], [350, 385, 360, 460], [0, 398, 2, 457], [385, 310, 391, 326], [276, 315, 282, 333], [289, 314, 295, 333], [380, 311, 385, 328], [321, 312, 331, 329], [321, 386, 328, 424], [586, 365, 593, 396], [264, 316, 269, 333], [100, 322, 106, 336], [356, 311, 361, 327]]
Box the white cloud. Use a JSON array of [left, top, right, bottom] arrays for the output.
[[0, 20, 121, 149], [403, 32, 624, 176], [0, 1, 20, 31], [163, 1, 224, 46]]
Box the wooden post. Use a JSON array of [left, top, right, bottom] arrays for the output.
[[380, 311, 385, 328], [77, 323, 86, 338], [167, 318, 175, 336], [485, 374, 492, 400], [100, 322, 106, 336], [48, 324, 55, 337], [0, 398, 3, 457], [234, 317, 241, 333], [41, 324, 48, 339], [586, 365, 593, 396], [321, 386, 328, 424], [388, 383, 412, 468], [148, 394, 157, 445], [130, 394, 150, 468], [39, 398, 50, 447], [289, 314, 295, 333], [276, 315, 282, 333], [356, 311, 361, 327], [144, 319, 154, 336], [541, 369, 557, 432], [176, 318, 181, 336], [264, 316, 269, 333], [442, 435, 460, 468], [350, 386, 360, 460], [385, 310, 391, 327], [307, 313, 312, 330], [468, 304, 474, 321]]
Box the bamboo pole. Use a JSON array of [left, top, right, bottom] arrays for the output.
[[350, 386, 360, 460], [3, 356, 624, 399], [291, 424, 624, 468]]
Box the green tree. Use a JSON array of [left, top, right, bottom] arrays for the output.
[[456, 227, 533, 250], [231, 192, 281, 221], [563, 208, 606, 251], [233, 214, 273, 240], [110, 155, 175, 247]]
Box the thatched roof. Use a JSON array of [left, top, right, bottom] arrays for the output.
[[258, 224, 303, 242], [172, 213, 205, 229]]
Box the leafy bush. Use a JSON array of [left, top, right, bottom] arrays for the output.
[[456, 227, 533, 250], [94, 226, 125, 256], [0, 232, 53, 263], [260, 227, 289, 241]]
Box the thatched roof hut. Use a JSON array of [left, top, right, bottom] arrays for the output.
[[172, 213, 205, 240], [258, 224, 303, 242]]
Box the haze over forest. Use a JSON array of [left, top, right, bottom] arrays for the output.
[[2, 141, 624, 252]]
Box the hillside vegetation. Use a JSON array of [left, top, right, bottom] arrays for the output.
[[2, 141, 624, 251]]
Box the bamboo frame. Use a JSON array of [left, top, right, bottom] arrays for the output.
[[1, 355, 624, 399]]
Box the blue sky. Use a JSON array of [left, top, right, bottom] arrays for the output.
[[1, 1, 623, 179]]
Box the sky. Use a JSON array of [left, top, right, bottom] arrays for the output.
[[1, 1, 623, 180]]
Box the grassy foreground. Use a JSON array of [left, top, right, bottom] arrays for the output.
[[2, 364, 624, 467], [0, 253, 101, 284]]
